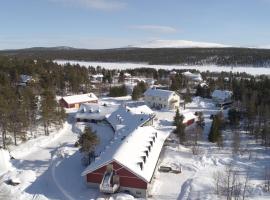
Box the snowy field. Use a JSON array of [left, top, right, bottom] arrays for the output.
[[55, 60, 270, 75], [1, 96, 270, 200]]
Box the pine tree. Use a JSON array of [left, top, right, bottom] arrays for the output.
[[40, 89, 58, 135], [174, 115, 186, 144], [196, 112, 205, 128], [173, 108, 181, 126], [208, 117, 216, 143], [183, 88, 192, 109], [208, 115, 223, 147], [78, 126, 99, 164], [21, 87, 38, 136], [0, 88, 10, 148], [132, 81, 147, 100]]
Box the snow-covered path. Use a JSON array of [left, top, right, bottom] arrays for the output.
[[9, 118, 80, 200]]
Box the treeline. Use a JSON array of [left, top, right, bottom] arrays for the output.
[[1, 47, 270, 66], [0, 85, 66, 149], [231, 76, 270, 146], [0, 57, 70, 149]]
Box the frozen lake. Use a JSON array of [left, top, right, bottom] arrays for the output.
[[55, 60, 270, 76]]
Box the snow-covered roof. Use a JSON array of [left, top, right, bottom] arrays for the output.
[[181, 111, 197, 124], [20, 74, 32, 83], [200, 82, 208, 88], [61, 93, 98, 105], [81, 126, 169, 183], [182, 71, 203, 82], [91, 74, 104, 78], [124, 73, 131, 77], [75, 103, 118, 121], [106, 105, 155, 132], [81, 105, 168, 183], [211, 90, 232, 101], [144, 87, 176, 99]]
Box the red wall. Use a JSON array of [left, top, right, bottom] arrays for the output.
[[59, 99, 98, 108], [186, 119, 195, 126], [86, 161, 147, 189]]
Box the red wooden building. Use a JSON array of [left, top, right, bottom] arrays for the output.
[[59, 93, 98, 108], [182, 111, 197, 127], [81, 125, 169, 198]]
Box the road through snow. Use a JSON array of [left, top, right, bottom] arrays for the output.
[[12, 119, 79, 200]]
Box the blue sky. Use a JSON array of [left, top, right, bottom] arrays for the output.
[[0, 0, 270, 49]]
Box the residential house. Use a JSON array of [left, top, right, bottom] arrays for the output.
[[211, 90, 233, 107], [182, 71, 203, 88], [144, 87, 180, 110], [91, 74, 104, 83]]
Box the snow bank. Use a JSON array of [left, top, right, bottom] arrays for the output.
[[0, 149, 12, 176], [9, 122, 70, 158], [0, 183, 48, 200]]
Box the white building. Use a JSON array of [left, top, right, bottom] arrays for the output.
[[75, 103, 118, 123], [182, 71, 203, 88], [211, 90, 233, 105], [182, 71, 202, 82], [91, 74, 104, 83], [144, 87, 180, 110]]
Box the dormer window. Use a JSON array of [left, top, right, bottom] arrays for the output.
[[137, 162, 143, 170], [144, 150, 149, 157]]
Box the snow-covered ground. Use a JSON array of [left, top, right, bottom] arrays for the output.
[[55, 60, 270, 75], [1, 96, 270, 200], [149, 97, 270, 200], [128, 39, 228, 48]]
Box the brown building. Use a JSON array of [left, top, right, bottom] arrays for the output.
[[59, 93, 98, 108]]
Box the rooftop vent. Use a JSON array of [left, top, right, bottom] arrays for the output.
[[155, 132, 157, 138], [149, 141, 153, 146], [152, 136, 156, 142]]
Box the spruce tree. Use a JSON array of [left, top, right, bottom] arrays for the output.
[[174, 115, 186, 144], [78, 126, 99, 164], [173, 108, 181, 126], [40, 89, 58, 135], [208, 115, 223, 146]]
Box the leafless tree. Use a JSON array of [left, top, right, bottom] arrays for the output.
[[213, 171, 222, 195], [232, 128, 241, 155], [242, 170, 250, 200], [264, 166, 270, 192]]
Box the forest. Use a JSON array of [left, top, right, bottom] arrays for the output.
[[0, 55, 270, 150], [1, 47, 270, 66]]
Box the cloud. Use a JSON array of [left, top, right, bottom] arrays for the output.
[[130, 25, 178, 34], [51, 0, 126, 11]]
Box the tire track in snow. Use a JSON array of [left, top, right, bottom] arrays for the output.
[[50, 156, 75, 200], [178, 178, 193, 200]]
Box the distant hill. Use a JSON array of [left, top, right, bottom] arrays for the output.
[[128, 39, 229, 48], [1, 46, 270, 67]]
